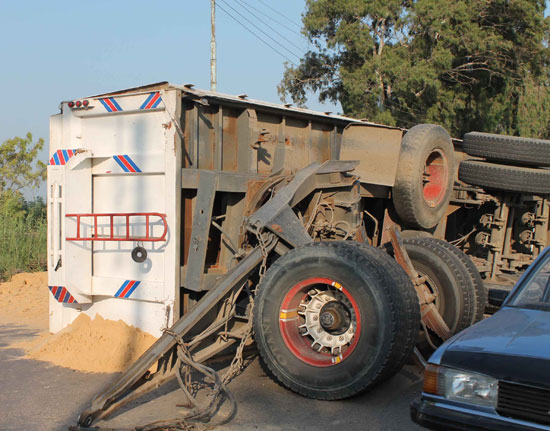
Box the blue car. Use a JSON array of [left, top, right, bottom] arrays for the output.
[[411, 247, 550, 431]]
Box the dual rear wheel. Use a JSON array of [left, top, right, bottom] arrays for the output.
[[253, 239, 482, 400], [253, 241, 419, 400]]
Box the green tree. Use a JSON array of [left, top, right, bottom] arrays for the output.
[[279, 0, 550, 138], [0, 132, 47, 278], [0, 133, 46, 192]]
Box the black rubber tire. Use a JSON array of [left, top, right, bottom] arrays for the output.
[[463, 132, 550, 167], [402, 238, 475, 334], [459, 160, 550, 194], [253, 241, 420, 400], [418, 238, 487, 323], [344, 242, 420, 384], [393, 124, 455, 230]]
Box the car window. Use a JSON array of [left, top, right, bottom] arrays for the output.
[[509, 253, 550, 309]]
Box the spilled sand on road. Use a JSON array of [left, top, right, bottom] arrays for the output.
[[24, 313, 157, 373], [1, 272, 157, 373]]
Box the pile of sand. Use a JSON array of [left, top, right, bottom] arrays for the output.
[[25, 314, 157, 373], [0, 272, 49, 329], [1, 272, 157, 373]]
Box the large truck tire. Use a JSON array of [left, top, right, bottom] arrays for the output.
[[253, 241, 419, 400], [459, 160, 550, 194], [393, 124, 455, 230], [402, 238, 475, 334], [417, 238, 487, 323], [342, 241, 421, 384], [463, 132, 550, 167]]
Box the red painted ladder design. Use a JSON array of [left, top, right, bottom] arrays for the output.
[[65, 212, 167, 242]]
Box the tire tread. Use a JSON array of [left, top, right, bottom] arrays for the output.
[[459, 160, 550, 194], [253, 241, 420, 400], [463, 132, 550, 167]]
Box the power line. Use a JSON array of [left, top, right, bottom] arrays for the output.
[[215, 0, 297, 65], [232, 0, 307, 53], [235, 0, 307, 41], [254, 0, 302, 29], [215, 0, 420, 123], [217, 0, 302, 60]]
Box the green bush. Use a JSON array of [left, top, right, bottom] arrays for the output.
[[0, 191, 47, 281]]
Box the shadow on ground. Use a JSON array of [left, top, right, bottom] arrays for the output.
[[0, 323, 114, 431], [0, 324, 422, 431]]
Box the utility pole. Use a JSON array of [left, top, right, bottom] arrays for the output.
[[210, 0, 217, 92]]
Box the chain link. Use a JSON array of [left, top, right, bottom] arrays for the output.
[[254, 228, 269, 282], [96, 233, 275, 431], [154, 230, 273, 428]]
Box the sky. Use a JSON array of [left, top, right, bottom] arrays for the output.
[[0, 0, 339, 198]]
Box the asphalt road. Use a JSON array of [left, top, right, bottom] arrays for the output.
[[0, 323, 423, 431]]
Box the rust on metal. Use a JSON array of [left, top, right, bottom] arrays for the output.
[[421, 303, 451, 340], [388, 226, 451, 341]]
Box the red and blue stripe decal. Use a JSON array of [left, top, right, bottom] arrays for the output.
[[113, 155, 142, 173], [99, 97, 123, 112], [139, 92, 162, 110], [49, 149, 76, 166], [49, 286, 77, 303], [115, 280, 141, 299]]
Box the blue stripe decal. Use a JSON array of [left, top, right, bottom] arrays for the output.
[[140, 93, 155, 110], [125, 281, 141, 298], [113, 156, 130, 172], [53, 152, 61, 165], [62, 149, 69, 163], [123, 155, 142, 173], [115, 280, 130, 297], [54, 287, 62, 300], [110, 98, 123, 111], [99, 98, 112, 112], [151, 96, 162, 108]]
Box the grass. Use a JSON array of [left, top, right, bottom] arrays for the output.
[[0, 194, 47, 281]]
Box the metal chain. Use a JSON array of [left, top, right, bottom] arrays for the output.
[[221, 229, 274, 386], [91, 236, 275, 431], [163, 329, 237, 426], [254, 228, 270, 281]]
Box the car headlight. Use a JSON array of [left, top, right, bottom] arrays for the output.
[[423, 364, 498, 408]]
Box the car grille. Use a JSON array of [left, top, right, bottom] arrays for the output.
[[497, 381, 550, 425]]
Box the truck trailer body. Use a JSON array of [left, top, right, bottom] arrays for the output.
[[48, 82, 550, 426]]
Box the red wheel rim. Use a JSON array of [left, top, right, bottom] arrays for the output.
[[278, 277, 361, 368], [422, 150, 449, 207]]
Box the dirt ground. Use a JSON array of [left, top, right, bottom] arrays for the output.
[[0, 272, 157, 373], [0, 272, 49, 329], [0, 273, 423, 431]]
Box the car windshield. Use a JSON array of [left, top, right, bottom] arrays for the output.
[[508, 251, 550, 310]]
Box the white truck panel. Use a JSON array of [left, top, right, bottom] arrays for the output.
[[47, 88, 181, 336]]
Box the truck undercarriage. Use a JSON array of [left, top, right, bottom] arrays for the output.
[[46, 82, 550, 429]]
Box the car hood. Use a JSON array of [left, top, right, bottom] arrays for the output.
[[440, 307, 550, 388]]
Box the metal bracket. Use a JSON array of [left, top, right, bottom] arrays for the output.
[[184, 171, 217, 292], [388, 226, 451, 341]]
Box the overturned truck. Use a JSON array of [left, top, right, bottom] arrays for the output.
[[47, 82, 547, 426]]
